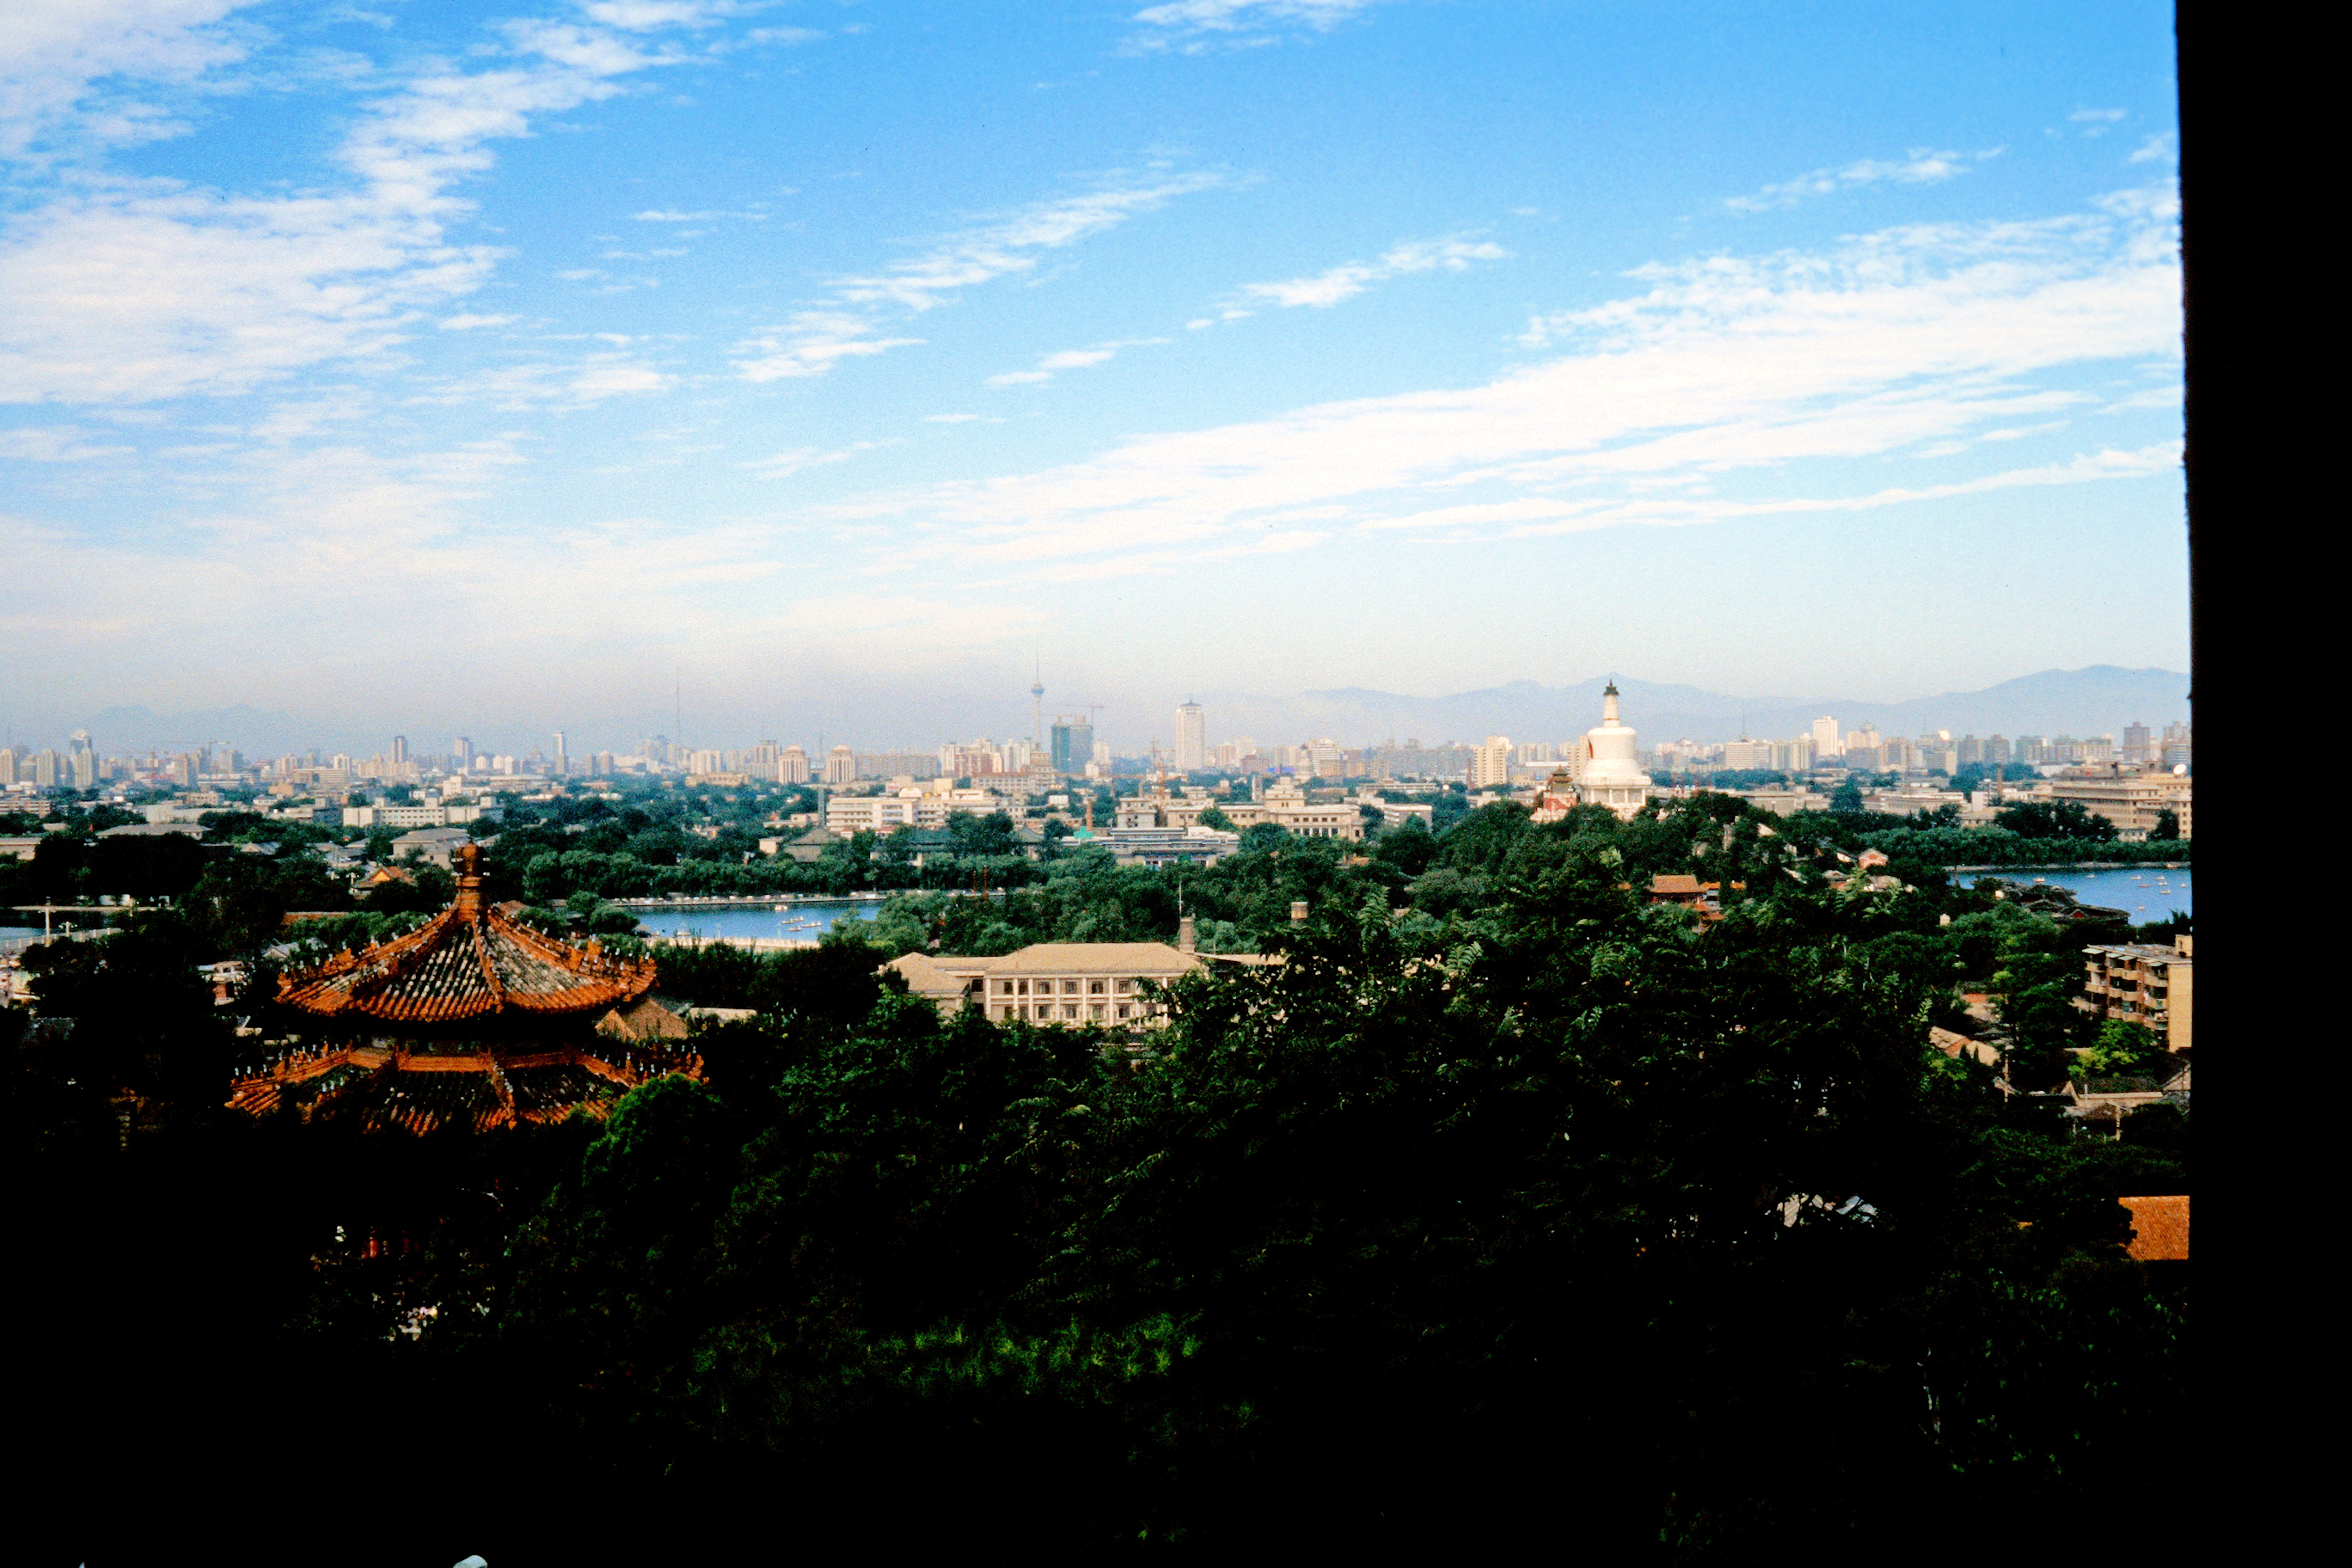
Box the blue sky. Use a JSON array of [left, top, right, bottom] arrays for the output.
[[2, 1, 2184, 755]]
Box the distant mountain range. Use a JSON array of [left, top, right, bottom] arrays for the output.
[[26, 666, 2189, 760], [1192, 666, 2191, 749]]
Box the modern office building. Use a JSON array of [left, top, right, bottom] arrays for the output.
[[2159, 721, 2192, 767], [1051, 720, 1093, 776], [1174, 701, 1207, 770], [824, 744, 857, 786], [1811, 716, 1841, 757]]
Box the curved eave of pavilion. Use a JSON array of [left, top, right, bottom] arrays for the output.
[[278, 905, 656, 1025]]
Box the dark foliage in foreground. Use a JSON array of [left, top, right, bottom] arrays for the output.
[[8, 805, 2187, 1565]]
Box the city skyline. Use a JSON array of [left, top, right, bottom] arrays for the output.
[[5, 659, 2190, 765], [3, 3, 2184, 734]]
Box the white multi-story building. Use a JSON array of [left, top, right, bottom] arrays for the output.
[[1468, 737, 1513, 789], [1174, 701, 1207, 770], [778, 745, 810, 784], [823, 787, 1013, 835], [824, 744, 856, 785]]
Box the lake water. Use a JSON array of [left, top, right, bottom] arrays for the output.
[[1968, 865, 2191, 920], [631, 901, 884, 946]]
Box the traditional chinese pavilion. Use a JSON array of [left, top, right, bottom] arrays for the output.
[[228, 843, 700, 1132]]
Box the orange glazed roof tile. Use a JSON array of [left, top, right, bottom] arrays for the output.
[[278, 844, 656, 1023]]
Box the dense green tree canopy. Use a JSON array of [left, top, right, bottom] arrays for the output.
[[5, 776, 2187, 1561]]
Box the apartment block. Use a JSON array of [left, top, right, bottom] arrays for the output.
[[2082, 935, 2194, 1052]]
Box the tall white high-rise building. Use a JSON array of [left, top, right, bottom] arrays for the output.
[[1174, 701, 1207, 770], [778, 744, 810, 784], [1469, 736, 1513, 788], [1811, 716, 1841, 758], [825, 744, 856, 786]]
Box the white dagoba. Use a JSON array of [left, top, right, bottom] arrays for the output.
[[1578, 682, 1651, 820]]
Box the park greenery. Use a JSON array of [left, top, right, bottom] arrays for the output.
[[6, 782, 2188, 1559]]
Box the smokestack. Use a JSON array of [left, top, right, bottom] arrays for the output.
[[1178, 915, 1196, 953], [1289, 900, 1308, 925]]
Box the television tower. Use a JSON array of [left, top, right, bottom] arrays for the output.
[[1031, 657, 1045, 751]]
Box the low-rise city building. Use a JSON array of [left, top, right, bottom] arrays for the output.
[[823, 786, 1012, 834], [2082, 934, 2194, 1052], [2043, 768, 2193, 840], [888, 940, 1216, 1027], [388, 826, 477, 869], [1099, 824, 1242, 867]]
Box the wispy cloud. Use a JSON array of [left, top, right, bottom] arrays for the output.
[[835, 184, 2179, 577], [1124, 0, 1389, 54], [1725, 148, 2000, 213], [585, 1, 768, 29], [732, 310, 923, 383], [733, 176, 1221, 383], [985, 337, 1167, 387], [0, 0, 256, 159], [1240, 235, 1508, 309], [742, 440, 890, 480], [411, 351, 673, 409], [2128, 132, 2174, 164], [0, 424, 135, 462], [630, 207, 769, 221], [832, 176, 1226, 313], [2070, 107, 2128, 138], [0, 5, 720, 405]]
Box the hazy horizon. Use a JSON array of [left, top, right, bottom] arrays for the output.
[[5, 3, 2186, 750], [13, 662, 2191, 762]]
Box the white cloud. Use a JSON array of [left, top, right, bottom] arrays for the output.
[[742, 440, 888, 480], [2070, 107, 2128, 138], [1241, 235, 1509, 308], [733, 178, 1218, 383], [411, 352, 672, 409], [831, 175, 1226, 314], [925, 413, 983, 423], [984, 337, 1167, 387], [2129, 132, 2174, 164], [1725, 148, 2000, 213], [439, 313, 517, 330], [733, 310, 923, 383], [631, 206, 769, 221], [1125, 0, 1387, 53], [585, 0, 764, 29], [0, 0, 254, 157], [0, 6, 707, 406], [834, 184, 2180, 576], [0, 424, 134, 462]]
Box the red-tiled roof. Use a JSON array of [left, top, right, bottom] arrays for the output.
[[279, 904, 656, 1023], [2120, 1194, 2189, 1261]]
